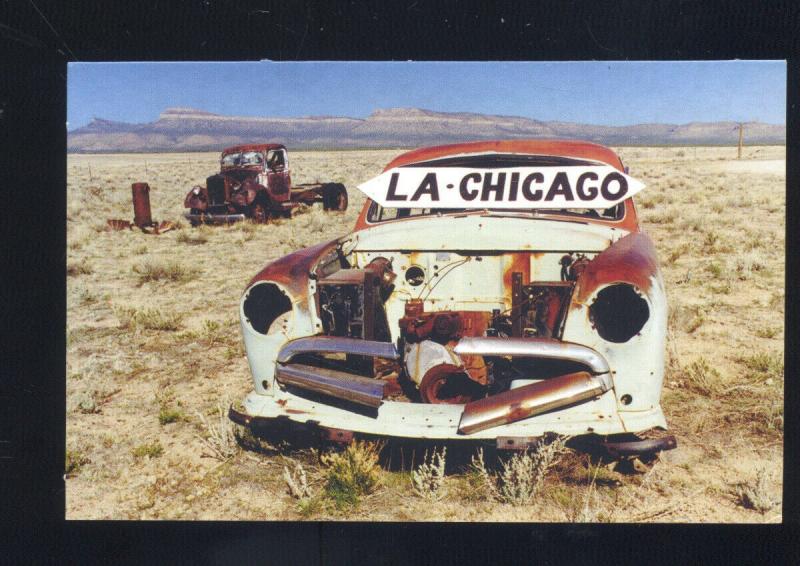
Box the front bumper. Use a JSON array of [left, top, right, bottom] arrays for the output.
[[230, 387, 669, 441], [184, 212, 246, 224], [229, 397, 675, 456]]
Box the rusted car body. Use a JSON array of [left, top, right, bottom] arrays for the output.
[[183, 143, 347, 225], [230, 140, 675, 455]]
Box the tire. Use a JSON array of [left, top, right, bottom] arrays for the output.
[[250, 201, 269, 223], [323, 183, 348, 212]]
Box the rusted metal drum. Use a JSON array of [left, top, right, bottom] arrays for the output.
[[132, 182, 152, 227]]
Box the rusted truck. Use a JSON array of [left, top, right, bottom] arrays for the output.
[[183, 143, 348, 225], [229, 140, 676, 458]]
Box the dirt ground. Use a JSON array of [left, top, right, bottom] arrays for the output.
[[65, 145, 784, 521]]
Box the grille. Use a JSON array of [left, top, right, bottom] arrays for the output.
[[207, 174, 226, 205]]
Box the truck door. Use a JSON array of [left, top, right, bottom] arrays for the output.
[[266, 149, 291, 202]]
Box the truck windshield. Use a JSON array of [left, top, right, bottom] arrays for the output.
[[221, 151, 264, 167]]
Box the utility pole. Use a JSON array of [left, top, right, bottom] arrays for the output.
[[737, 123, 744, 159]]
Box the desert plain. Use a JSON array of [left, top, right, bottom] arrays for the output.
[[66, 145, 784, 521]]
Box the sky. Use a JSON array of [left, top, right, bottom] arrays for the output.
[[67, 61, 786, 130]]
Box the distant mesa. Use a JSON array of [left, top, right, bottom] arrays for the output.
[[68, 107, 786, 153]]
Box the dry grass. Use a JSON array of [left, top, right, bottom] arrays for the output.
[[132, 260, 199, 284], [195, 399, 240, 461], [735, 468, 776, 513], [66, 146, 784, 521]]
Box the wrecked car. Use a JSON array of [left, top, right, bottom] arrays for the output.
[[184, 143, 348, 225], [230, 140, 676, 457]]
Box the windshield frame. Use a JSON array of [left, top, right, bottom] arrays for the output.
[[220, 150, 265, 169]]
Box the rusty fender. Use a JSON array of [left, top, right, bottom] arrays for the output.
[[454, 337, 613, 434], [574, 231, 660, 304]]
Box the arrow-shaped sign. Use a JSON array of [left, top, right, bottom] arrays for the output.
[[358, 165, 645, 209]]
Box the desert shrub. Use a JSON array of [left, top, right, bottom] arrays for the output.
[[131, 441, 164, 459], [132, 260, 198, 284], [665, 243, 690, 265], [321, 441, 382, 509], [735, 253, 767, 280], [710, 281, 732, 295], [158, 407, 184, 425], [65, 449, 91, 477], [72, 390, 100, 414], [706, 262, 724, 278], [195, 400, 240, 461], [755, 326, 780, 339], [768, 291, 784, 309], [411, 446, 447, 500], [685, 311, 705, 334], [682, 357, 723, 396], [155, 386, 184, 425], [735, 468, 775, 513], [470, 436, 569, 506], [179, 319, 236, 347], [67, 259, 93, 277], [736, 352, 783, 382], [135, 308, 184, 331], [678, 216, 703, 232], [701, 231, 719, 252], [113, 307, 183, 331]]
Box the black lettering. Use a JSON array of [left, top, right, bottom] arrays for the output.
[[576, 172, 599, 200], [480, 172, 506, 201], [521, 172, 544, 201], [601, 172, 628, 200], [508, 172, 520, 200], [459, 173, 481, 201], [386, 172, 406, 201], [410, 173, 439, 201], [545, 172, 575, 201]]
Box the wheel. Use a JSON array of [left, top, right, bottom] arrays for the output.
[[323, 184, 348, 211], [189, 208, 203, 227], [250, 200, 269, 224]]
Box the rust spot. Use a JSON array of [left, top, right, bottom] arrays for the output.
[[502, 252, 531, 307]]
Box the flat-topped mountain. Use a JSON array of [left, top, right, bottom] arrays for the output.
[[68, 107, 785, 152]]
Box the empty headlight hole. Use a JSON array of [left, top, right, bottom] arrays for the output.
[[589, 284, 649, 343], [405, 265, 426, 286], [243, 282, 292, 334]]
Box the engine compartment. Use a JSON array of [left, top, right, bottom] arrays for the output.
[[302, 246, 609, 406]]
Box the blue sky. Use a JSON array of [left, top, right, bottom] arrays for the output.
[[67, 61, 786, 130]]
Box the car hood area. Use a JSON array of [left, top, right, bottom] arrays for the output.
[[350, 214, 629, 253]]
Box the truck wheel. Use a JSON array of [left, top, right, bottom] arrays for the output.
[[251, 201, 269, 224], [323, 183, 348, 211], [189, 208, 203, 227]]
